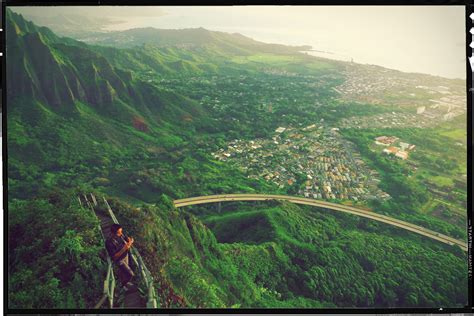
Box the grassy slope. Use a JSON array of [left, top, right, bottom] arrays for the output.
[[201, 202, 467, 307]]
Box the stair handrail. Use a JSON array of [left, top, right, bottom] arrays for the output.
[[98, 255, 116, 308], [78, 194, 116, 308], [102, 197, 158, 308]]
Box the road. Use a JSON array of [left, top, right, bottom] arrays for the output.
[[173, 194, 467, 252]]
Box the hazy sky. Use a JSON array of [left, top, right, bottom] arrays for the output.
[[13, 6, 466, 79]]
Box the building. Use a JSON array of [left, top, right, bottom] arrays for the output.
[[399, 142, 410, 151], [443, 112, 455, 121], [375, 136, 399, 146], [395, 151, 408, 160], [275, 127, 286, 133], [417, 106, 426, 114], [383, 146, 398, 155], [375, 140, 388, 146], [303, 124, 317, 131]]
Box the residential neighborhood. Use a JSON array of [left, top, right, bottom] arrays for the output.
[[213, 124, 391, 203]]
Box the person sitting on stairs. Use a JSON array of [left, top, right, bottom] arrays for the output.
[[105, 223, 136, 291]]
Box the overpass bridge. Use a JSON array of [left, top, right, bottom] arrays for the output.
[[173, 194, 467, 252]]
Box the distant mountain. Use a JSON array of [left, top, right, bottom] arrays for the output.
[[19, 13, 123, 38], [9, 6, 165, 38], [79, 26, 312, 54]]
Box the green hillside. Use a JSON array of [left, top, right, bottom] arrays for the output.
[[6, 9, 468, 309], [9, 190, 466, 308]]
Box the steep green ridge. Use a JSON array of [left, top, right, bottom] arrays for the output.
[[8, 10, 195, 113], [97, 195, 466, 308], [8, 190, 106, 308], [202, 202, 467, 307], [7, 10, 468, 309], [7, 9, 224, 200]]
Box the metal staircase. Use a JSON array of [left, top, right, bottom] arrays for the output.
[[79, 193, 158, 308]]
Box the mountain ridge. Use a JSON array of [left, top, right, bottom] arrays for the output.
[[81, 26, 313, 54]]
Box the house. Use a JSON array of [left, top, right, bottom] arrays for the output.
[[375, 141, 385, 146], [383, 146, 398, 155], [375, 136, 399, 146], [395, 151, 408, 160], [303, 124, 317, 131], [275, 127, 286, 133], [399, 142, 410, 151]]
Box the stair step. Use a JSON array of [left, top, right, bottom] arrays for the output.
[[83, 195, 148, 308]]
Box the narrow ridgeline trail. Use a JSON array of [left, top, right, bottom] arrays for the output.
[[78, 193, 187, 309], [174, 194, 468, 252]]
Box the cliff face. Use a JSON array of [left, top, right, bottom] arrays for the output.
[[7, 10, 133, 110], [7, 9, 209, 128], [10, 10, 114, 112]]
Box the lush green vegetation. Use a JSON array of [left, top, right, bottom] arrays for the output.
[[7, 9, 468, 309], [341, 118, 467, 240], [94, 197, 467, 308], [8, 190, 106, 308]]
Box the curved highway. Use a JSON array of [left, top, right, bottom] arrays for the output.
[[174, 194, 467, 252]]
